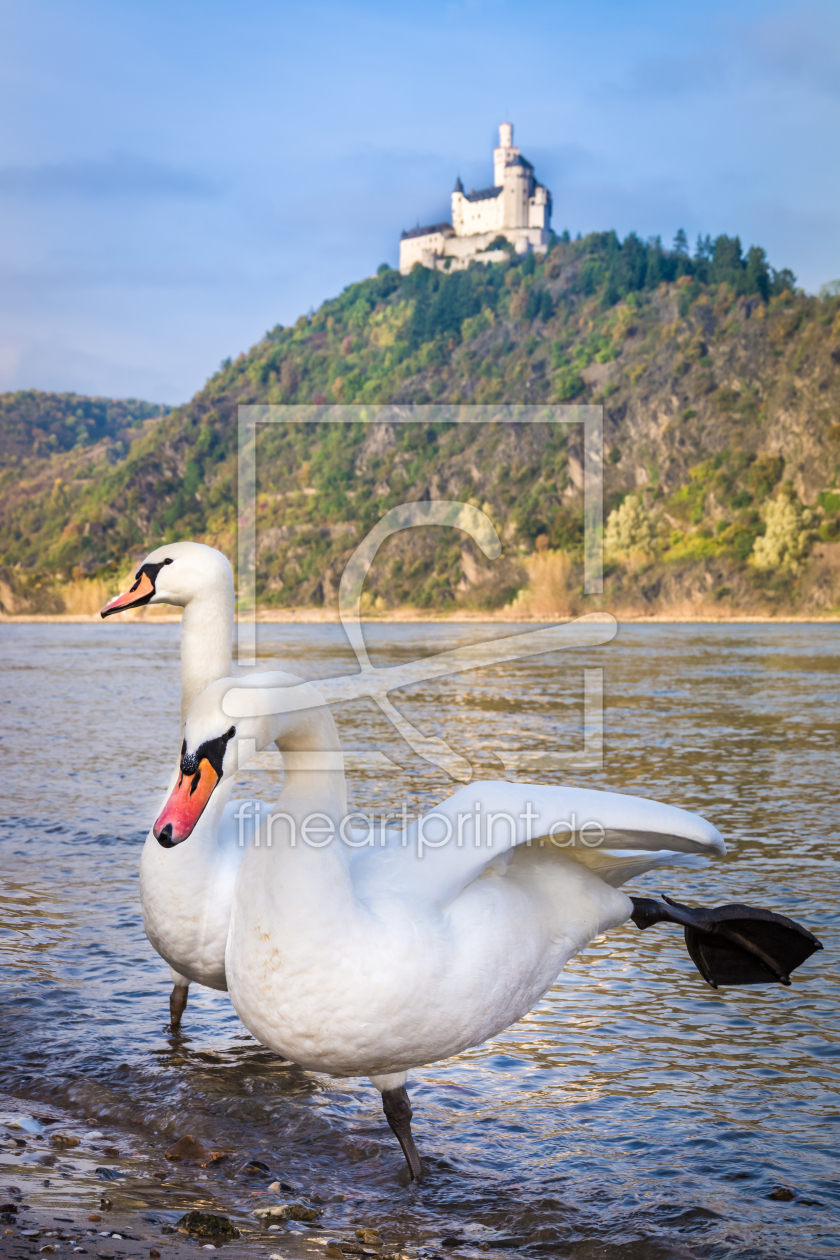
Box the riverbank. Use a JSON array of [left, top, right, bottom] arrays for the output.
[[2, 610, 839, 625], [0, 1093, 404, 1260]]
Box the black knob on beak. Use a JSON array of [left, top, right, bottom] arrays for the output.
[[156, 823, 175, 849]]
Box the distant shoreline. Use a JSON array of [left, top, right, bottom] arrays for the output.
[[2, 611, 839, 626]]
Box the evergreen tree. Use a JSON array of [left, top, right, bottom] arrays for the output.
[[745, 245, 771, 302], [695, 234, 714, 263]]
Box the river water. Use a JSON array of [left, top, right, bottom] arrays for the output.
[[0, 621, 837, 1260]]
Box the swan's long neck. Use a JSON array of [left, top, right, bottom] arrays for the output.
[[238, 699, 352, 934], [271, 705, 348, 820], [179, 588, 234, 724]]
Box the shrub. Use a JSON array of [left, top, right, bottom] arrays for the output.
[[747, 454, 784, 499], [752, 494, 814, 572], [553, 367, 585, 402], [505, 548, 572, 618], [604, 495, 656, 563], [818, 490, 840, 513]]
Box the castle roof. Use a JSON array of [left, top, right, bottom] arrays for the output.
[[453, 176, 464, 193], [506, 154, 534, 170], [464, 185, 501, 202], [401, 222, 454, 240]]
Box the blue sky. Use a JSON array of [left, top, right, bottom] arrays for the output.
[[0, 0, 837, 403]]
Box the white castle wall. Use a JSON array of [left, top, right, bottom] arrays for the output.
[[399, 227, 454, 273], [451, 193, 503, 237]]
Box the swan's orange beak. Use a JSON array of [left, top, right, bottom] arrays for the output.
[[101, 570, 155, 617], [153, 760, 219, 847]]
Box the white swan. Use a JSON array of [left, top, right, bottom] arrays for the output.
[[153, 668, 817, 1179], [101, 541, 258, 1025], [101, 540, 234, 724]]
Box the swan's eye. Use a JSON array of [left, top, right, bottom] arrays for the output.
[[179, 727, 237, 779], [163, 558, 174, 565]]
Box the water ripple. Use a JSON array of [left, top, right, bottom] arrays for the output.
[[0, 621, 837, 1259]]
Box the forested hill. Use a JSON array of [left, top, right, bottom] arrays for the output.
[[0, 391, 168, 464], [2, 230, 839, 618]]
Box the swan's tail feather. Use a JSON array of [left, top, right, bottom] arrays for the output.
[[630, 895, 823, 987]]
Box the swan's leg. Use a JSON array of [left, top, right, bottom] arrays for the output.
[[630, 896, 823, 988], [168, 968, 191, 1029], [370, 1073, 422, 1181]]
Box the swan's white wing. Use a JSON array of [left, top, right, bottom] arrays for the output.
[[562, 846, 711, 888], [352, 781, 724, 907]]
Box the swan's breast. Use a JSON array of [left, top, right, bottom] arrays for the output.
[[224, 846, 631, 1076]]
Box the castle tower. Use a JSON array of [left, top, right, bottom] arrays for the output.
[[493, 122, 519, 187], [502, 156, 532, 228]]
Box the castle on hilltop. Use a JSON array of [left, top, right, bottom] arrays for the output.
[[399, 123, 552, 275]]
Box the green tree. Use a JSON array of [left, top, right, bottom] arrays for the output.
[[745, 245, 770, 301], [694, 234, 714, 263], [709, 235, 743, 286], [605, 495, 656, 562], [752, 494, 814, 572]]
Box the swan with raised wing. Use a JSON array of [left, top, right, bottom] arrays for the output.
[[152, 670, 821, 1179]]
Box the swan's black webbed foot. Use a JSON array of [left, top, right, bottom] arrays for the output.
[[169, 984, 189, 1028], [630, 895, 823, 988], [381, 1086, 422, 1181]]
